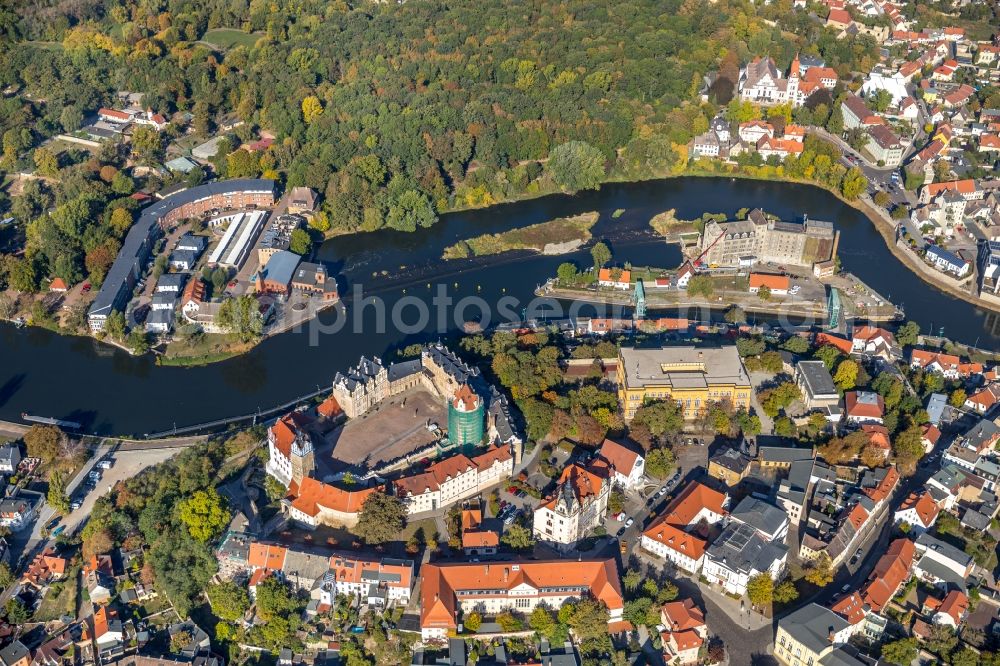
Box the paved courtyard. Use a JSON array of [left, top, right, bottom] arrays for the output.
[[317, 387, 447, 474]]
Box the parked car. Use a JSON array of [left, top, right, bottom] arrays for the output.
[[616, 527, 626, 538], [624, 517, 635, 528], [46, 518, 60, 531], [52, 525, 65, 537], [657, 486, 668, 497]]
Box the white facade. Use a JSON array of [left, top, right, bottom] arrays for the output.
[[640, 532, 704, 573]]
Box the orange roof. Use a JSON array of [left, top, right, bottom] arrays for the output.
[[656, 481, 728, 527], [182, 277, 206, 304], [815, 332, 853, 355], [471, 444, 513, 472], [462, 529, 499, 548], [317, 395, 343, 419], [49, 278, 68, 292], [923, 179, 977, 197], [845, 391, 885, 419], [938, 590, 968, 624], [846, 503, 869, 530], [248, 568, 273, 587], [461, 508, 483, 532], [897, 490, 939, 527], [862, 538, 914, 612], [757, 137, 804, 154], [831, 591, 867, 625], [287, 477, 376, 518], [784, 124, 806, 136], [861, 424, 891, 451], [92, 605, 118, 638], [598, 268, 631, 284], [451, 384, 480, 411], [661, 599, 706, 632], [910, 349, 983, 376], [643, 522, 707, 560], [922, 424, 941, 445], [329, 553, 412, 590], [270, 411, 313, 459], [966, 386, 1000, 409], [98, 108, 131, 121], [827, 8, 852, 24], [592, 438, 642, 477], [248, 542, 287, 570], [862, 466, 899, 504], [666, 629, 704, 652], [748, 273, 790, 291], [420, 559, 623, 631], [981, 135, 1000, 150], [853, 326, 895, 345]]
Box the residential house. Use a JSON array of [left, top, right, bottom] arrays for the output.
[[0, 444, 21, 473], [925, 245, 972, 277], [460, 508, 499, 557], [861, 538, 915, 613], [396, 445, 515, 516], [910, 349, 983, 379], [914, 532, 974, 590], [20, 548, 68, 589], [640, 482, 728, 573], [84, 553, 116, 604], [738, 121, 775, 144], [660, 599, 708, 665], [830, 591, 887, 642], [965, 385, 1000, 414], [590, 438, 645, 491], [894, 490, 940, 534], [597, 268, 631, 290], [851, 326, 898, 360], [932, 589, 969, 628], [708, 447, 751, 487], [774, 604, 861, 666], [93, 606, 125, 661], [0, 491, 41, 531], [844, 391, 885, 425]]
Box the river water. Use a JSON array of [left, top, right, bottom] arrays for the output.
[[1, 177, 997, 436]]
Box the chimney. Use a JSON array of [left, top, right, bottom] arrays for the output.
[[502, 567, 509, 583], [827, 627, 835, 643]]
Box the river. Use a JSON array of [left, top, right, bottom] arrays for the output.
[[1, 177, 997, 436]]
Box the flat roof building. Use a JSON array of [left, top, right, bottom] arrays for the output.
[[617, 346, 751, 419]]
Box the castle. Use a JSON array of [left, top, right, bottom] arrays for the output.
[[331, 343, 481, 419]]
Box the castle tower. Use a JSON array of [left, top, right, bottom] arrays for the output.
[[290, 432, 315, 485], [448, 384, 484, 452]]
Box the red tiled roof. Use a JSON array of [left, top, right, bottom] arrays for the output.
[[748, 273, 790, 291], [845, 392, 885, 419], [897, 490, 939, 527], [592, 438, 642, 478], [287, 477, 376, 518], [661, 599, 706, 632], [420, 559, 623, 631], [598, 268, 631, 284], [269, 411, 314, 459], [815, 332, 853, 355], [862, 538, 914, 612], [831, 591, 866, 625], [938, 590, 968, 624]]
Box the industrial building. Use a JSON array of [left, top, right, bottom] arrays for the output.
[[88, 179, 275, 331]]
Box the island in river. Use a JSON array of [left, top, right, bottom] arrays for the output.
[[442, 211, 599, 259], [3, 176, 1000, 437]]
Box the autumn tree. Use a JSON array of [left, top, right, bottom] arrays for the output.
[[804, 552, 834, 587], [355, 491, 407, 544], [547, 141, 605, 192], [177, 488, 230, 542], [746, 573, 773, 607], [590, 241, 611, 270], [23, 424, 63, 463]]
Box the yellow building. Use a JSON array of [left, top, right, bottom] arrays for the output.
[[616, 346, 752, 420], [774, 604, 857, 666]]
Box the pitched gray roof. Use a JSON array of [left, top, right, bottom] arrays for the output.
[[779, 603, 851, 656], [706, 521, 787, 576], [730, 496, 787, 537]]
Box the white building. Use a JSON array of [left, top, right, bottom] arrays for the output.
[[591, 438, 646, 492], [533, 463, 610, 550], [702, 522, 788, 596]]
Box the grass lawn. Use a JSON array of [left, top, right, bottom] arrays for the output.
[[159, 333, 255, 367], [137, 594, 176, 622], [401, 518, 439, 544], [443, 211, 599, 259], [200, 29, 263, 49], [34, 567, 80, 621]]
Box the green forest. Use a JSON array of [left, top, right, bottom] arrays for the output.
[[0, 0, 929, 294]]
